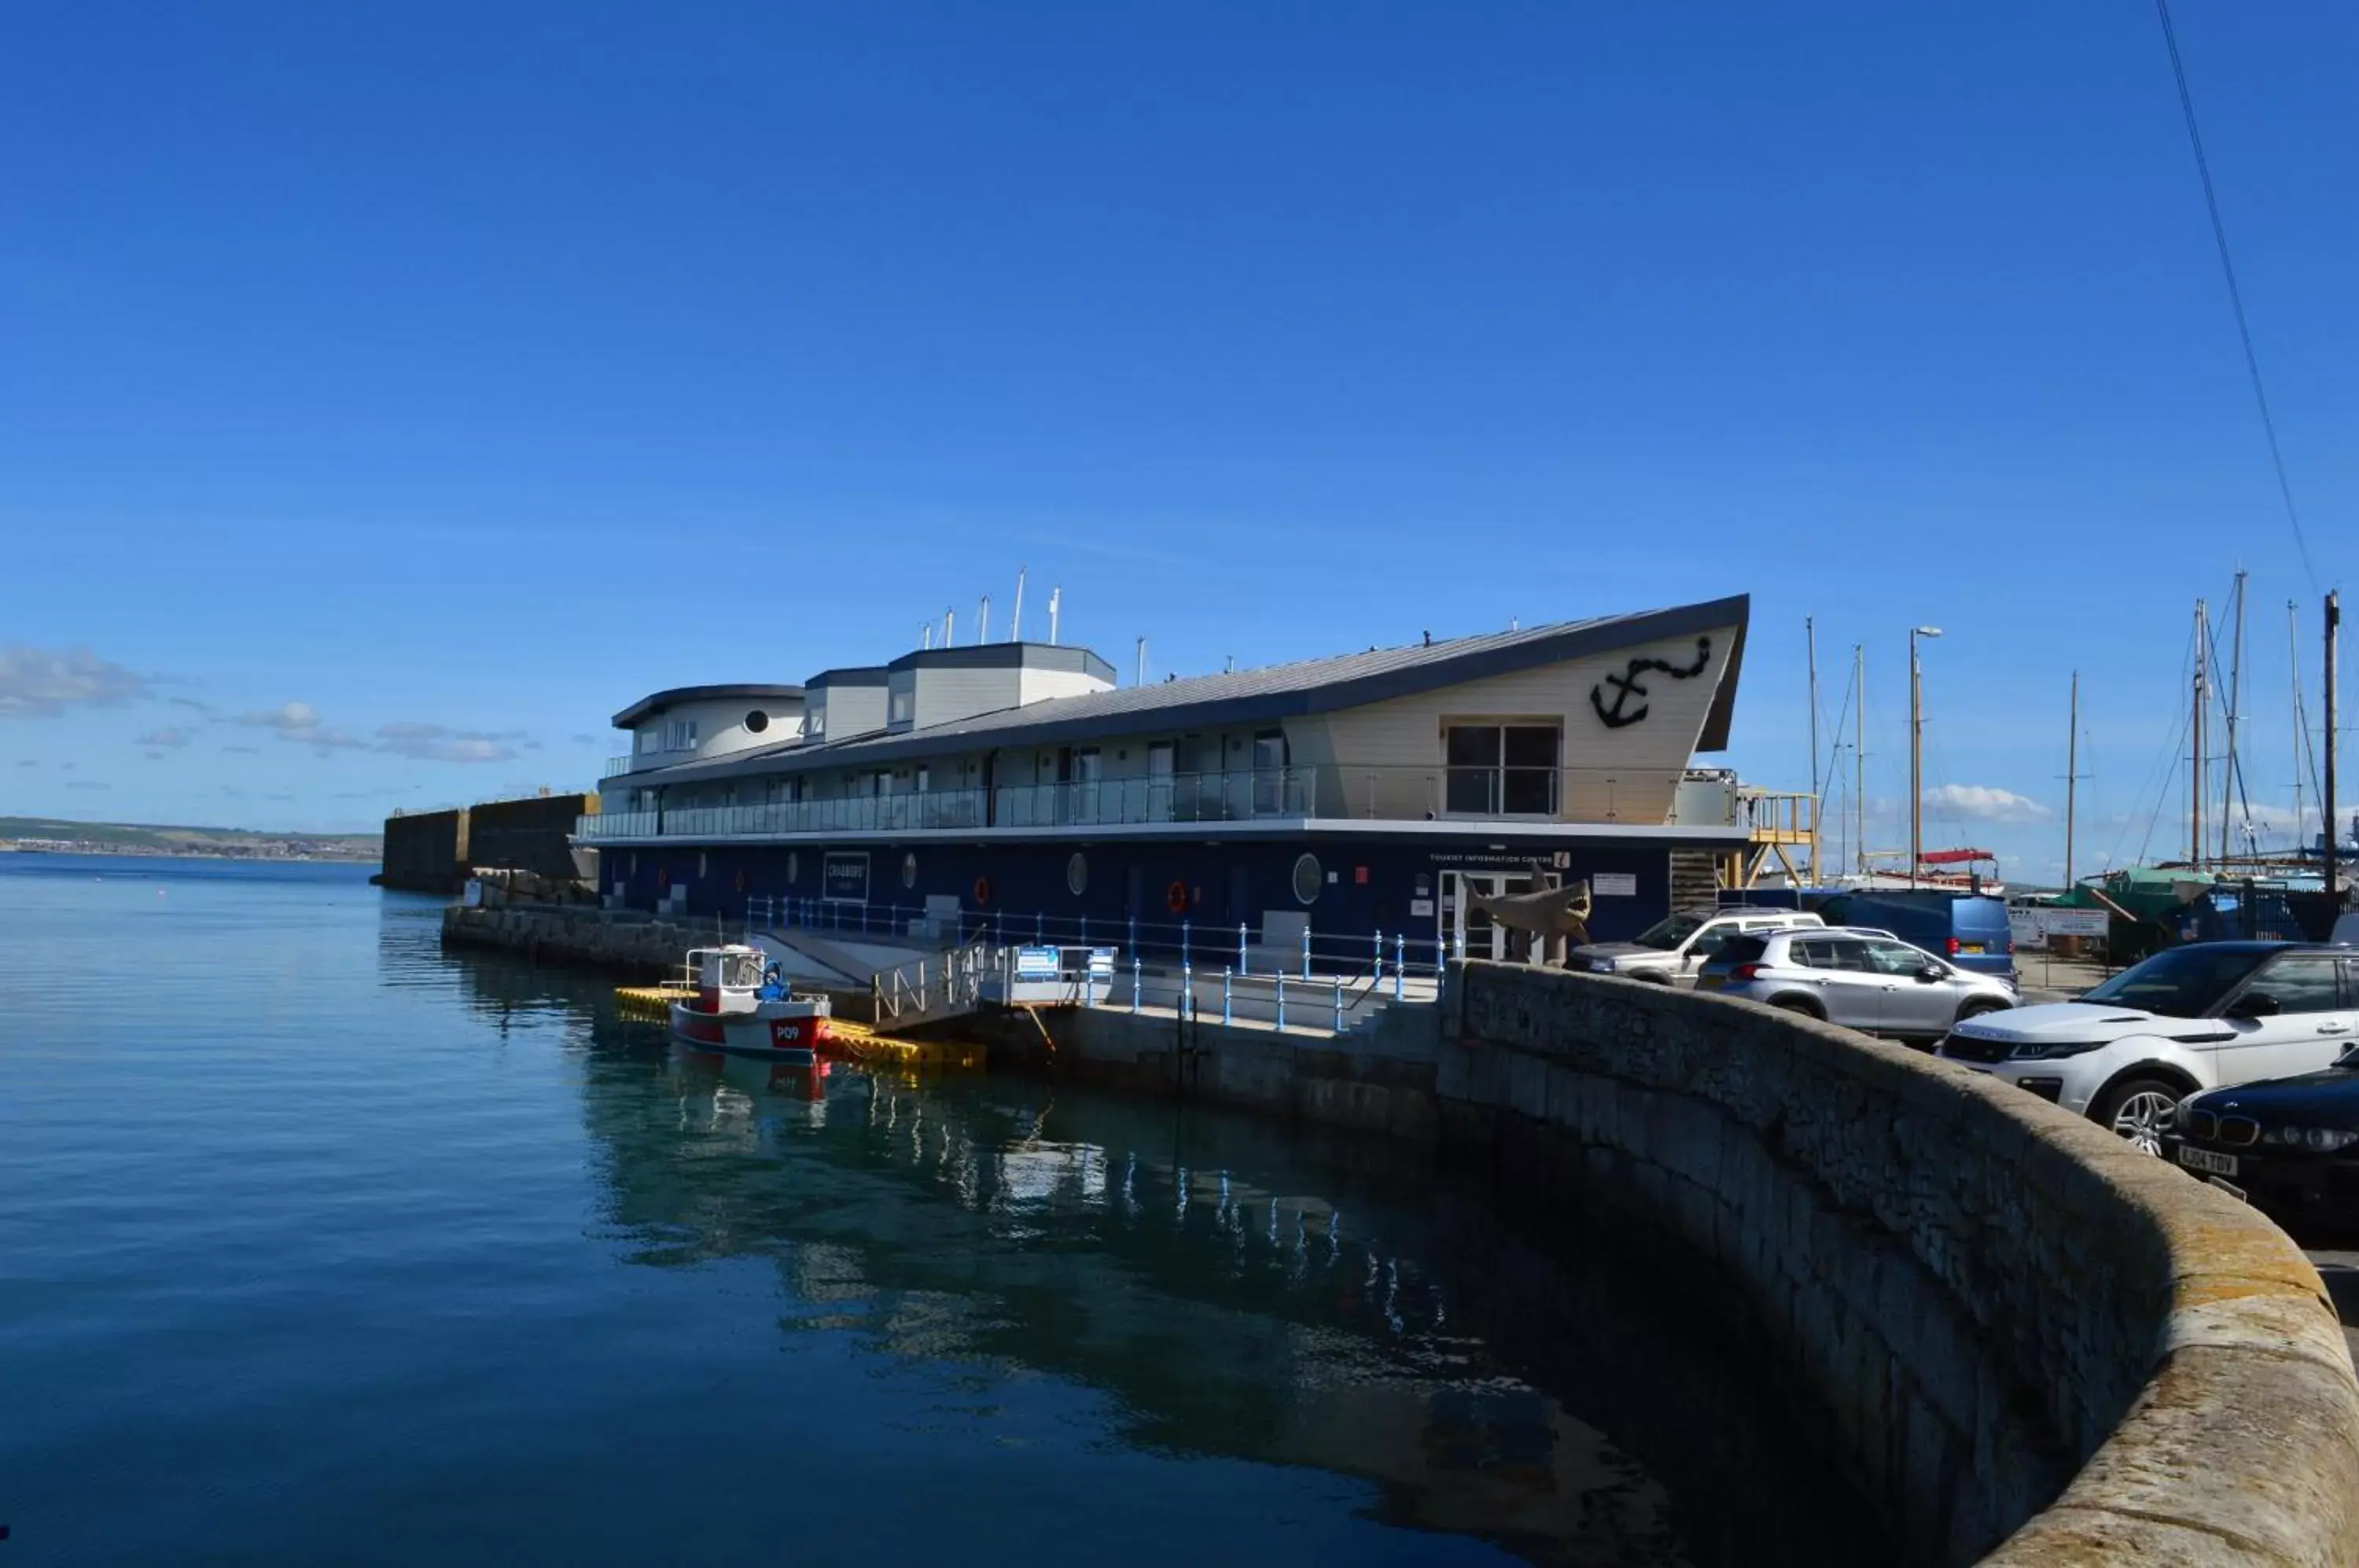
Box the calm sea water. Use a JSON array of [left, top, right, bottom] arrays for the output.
[[0, 856, 1880, 1566]]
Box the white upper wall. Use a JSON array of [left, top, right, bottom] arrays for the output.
[[627, 694, 805, 764]]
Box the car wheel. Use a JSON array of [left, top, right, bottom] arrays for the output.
[[2093, 1076, 2182, 1157], [1633, 970, 1673, 985], [1955, 999, 2011, 1023], [1769, 996, 1824, 1020]]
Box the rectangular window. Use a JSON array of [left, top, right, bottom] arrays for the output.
[[1251, 731, 1286, 815], [889, 690, 914, 724], [1444, 723, 1560, 815], [915, 765, 931, 793], [1073, 749, 1102, 782]]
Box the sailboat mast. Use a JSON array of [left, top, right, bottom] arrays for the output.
[[2192, 598, 2208, 870], [2066, 671, 2079, 888], [2328, 591, 2342, 898], [1806, 617, 1820, 810], [2222, 568, 2245, 862], [2291, 601, 2305, 855], [1854, 643, 1866, 877]]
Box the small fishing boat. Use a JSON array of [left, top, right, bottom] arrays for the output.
[[668, 944, 834, 1066]]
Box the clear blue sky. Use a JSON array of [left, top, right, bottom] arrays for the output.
[[2, 2, 2350, 879]]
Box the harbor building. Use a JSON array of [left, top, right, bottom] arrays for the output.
[[578, 593, 1806, 959]]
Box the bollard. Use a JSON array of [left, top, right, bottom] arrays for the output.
[[1182, 961, 1193, 1020], [1222, 966, 1233, 1026], [1237, 922, 1248, 977], [1128, 915, 1137, 958], [1301, 924, 1311, 980], [1395, 933, 1407, 1001], [1332, 979, 1343, 1032], [1182, 918, 1191, 966], [1373, 929, 1384, 981], [1132, 955, 1142, 1014], [1275, 973, 1286, 1032], [1036, 911, 1044, 944]]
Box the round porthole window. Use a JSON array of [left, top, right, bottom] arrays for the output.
[[1066, 852, 1089, 896], [787, 851, 800, 882], [902, 852, 918, 890], [745, 709, 770, 734], [1292, 853, 1323, 905]]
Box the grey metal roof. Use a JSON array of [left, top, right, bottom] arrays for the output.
[[610, 684, 807, 730], [881, 642, 1120, 683], [806, 665, 889, 689], [619, 594, 1749, 786]]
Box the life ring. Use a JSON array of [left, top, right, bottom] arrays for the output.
[[1165, 879, 1189, 915], [973, 875, 994, 907], [734, 868, 748, 895], [657, 867, 672, 893]]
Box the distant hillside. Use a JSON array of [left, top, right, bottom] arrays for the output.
[[0, 817, 381, 859]]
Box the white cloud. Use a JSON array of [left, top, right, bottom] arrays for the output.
[[136, 727, 192, 748], [375, 722, 521, 764], [236, 701, 368, 755], [64, 779, 109, 791], [1923, 784, 2052, 823], [0, 645, 153, 719]]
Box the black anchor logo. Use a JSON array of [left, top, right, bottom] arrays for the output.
[[1588, 636, 1713, 729]]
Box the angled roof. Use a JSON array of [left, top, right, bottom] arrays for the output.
[[619, 594, 1750, 785], [611, 684, 807, 730]]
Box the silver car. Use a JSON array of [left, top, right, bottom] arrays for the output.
[[1696, 927, 2017, 1043]]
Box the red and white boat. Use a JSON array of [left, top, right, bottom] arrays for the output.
[[668, 944, 834, 1067]]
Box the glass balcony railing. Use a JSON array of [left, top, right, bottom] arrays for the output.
[[572, 764, 1732, 841]]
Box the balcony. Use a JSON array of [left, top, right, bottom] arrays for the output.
[[573, 764, 1736, 843]]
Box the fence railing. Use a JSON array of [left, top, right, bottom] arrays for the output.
[[577, 764, 1735, 841]]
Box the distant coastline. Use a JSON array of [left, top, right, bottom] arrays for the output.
[[0, 816, 379, 863]]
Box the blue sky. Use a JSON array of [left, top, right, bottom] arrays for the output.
[[2, 2, 2350, 879]]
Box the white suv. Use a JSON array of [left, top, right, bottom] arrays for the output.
[[1936, 941, 2359, 1153], [1575, 906, 1826, 988]]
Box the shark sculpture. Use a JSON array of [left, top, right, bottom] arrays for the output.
[[1463, 867, 1594, 966]]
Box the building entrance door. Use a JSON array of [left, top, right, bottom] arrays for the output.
[[1441, 870, 1539, 961]]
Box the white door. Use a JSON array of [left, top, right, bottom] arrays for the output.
[[1443, 872, 1528, 962], [2212, 952, 2356, 1087]]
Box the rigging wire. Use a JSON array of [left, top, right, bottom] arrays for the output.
[[2151, 0, 2320, 594], [2106, 618, 2198, 870]]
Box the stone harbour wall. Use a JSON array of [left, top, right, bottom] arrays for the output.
[[1442, 961, 2359, 1567], [441, 904, 697, 979]]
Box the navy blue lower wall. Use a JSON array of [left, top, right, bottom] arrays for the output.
[[598, 832, 1728, 952]]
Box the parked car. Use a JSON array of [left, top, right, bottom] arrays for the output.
[[1935, 941, 2359, 1154], [1574, 906, 1825, 988], [1696, 928, 2017, 1043], [2164, 1053, 2359, 1217], [1812, 889, 2016, 979]]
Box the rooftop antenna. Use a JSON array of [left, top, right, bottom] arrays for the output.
[[979, 595, 990, 644], [1135, 637, 1146, 686], [944, 605, 955, 648], [922, 621, 933, 650], [1047, 587, 1062, 646], [1011, 568, 1026, 642], [1225, 654, 1235, 674]]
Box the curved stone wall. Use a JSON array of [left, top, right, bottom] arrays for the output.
[[1440, 962, 2359, 1567]]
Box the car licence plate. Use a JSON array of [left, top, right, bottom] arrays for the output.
[[1959, 943, 1985, 955], [2177, 1145, 2238, 1178]]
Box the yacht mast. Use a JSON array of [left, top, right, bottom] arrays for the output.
[[2192, 598, 2208, 870], [1854, 643, 1866, 877], [2065, 671, 2080, 888], [2291, 600, 2305, 853], [2222, 568, 2246, 861]]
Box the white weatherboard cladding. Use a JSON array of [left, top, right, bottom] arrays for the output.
[[908, 664, 1022, 731], [811, 681, 888, 742], [630, 696, 807, 764], [1297, 624, 1738, 823], [1018, 664, 1116, 707]]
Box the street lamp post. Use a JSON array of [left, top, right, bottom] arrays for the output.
[[1909, 626, 1944, 888]]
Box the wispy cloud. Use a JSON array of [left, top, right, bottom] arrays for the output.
[[168, 695, 217, 716], [137, 727, 193, 748], [222, 744, 259, 754], [236, 701, 369, 756], [1923, 784, 2052, 823], [65, 779, 109, 791], [569, 734, 598, 746], [0, 645, 153, 719], [16, 759, 36, 768], [376, 722, 523, 764]]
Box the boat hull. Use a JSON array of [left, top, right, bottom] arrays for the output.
[[668, 1000, 833, 1066]]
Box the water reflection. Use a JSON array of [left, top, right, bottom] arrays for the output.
[[403, 906, 1885, 1568]]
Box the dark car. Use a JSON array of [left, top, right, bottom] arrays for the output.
[[1812, 889, 2015, 979], [2163, 1051, 2359, 1216]]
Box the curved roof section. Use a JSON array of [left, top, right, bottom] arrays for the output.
[[610, 684, 806, 729], [627, 594, 1750, 783]]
